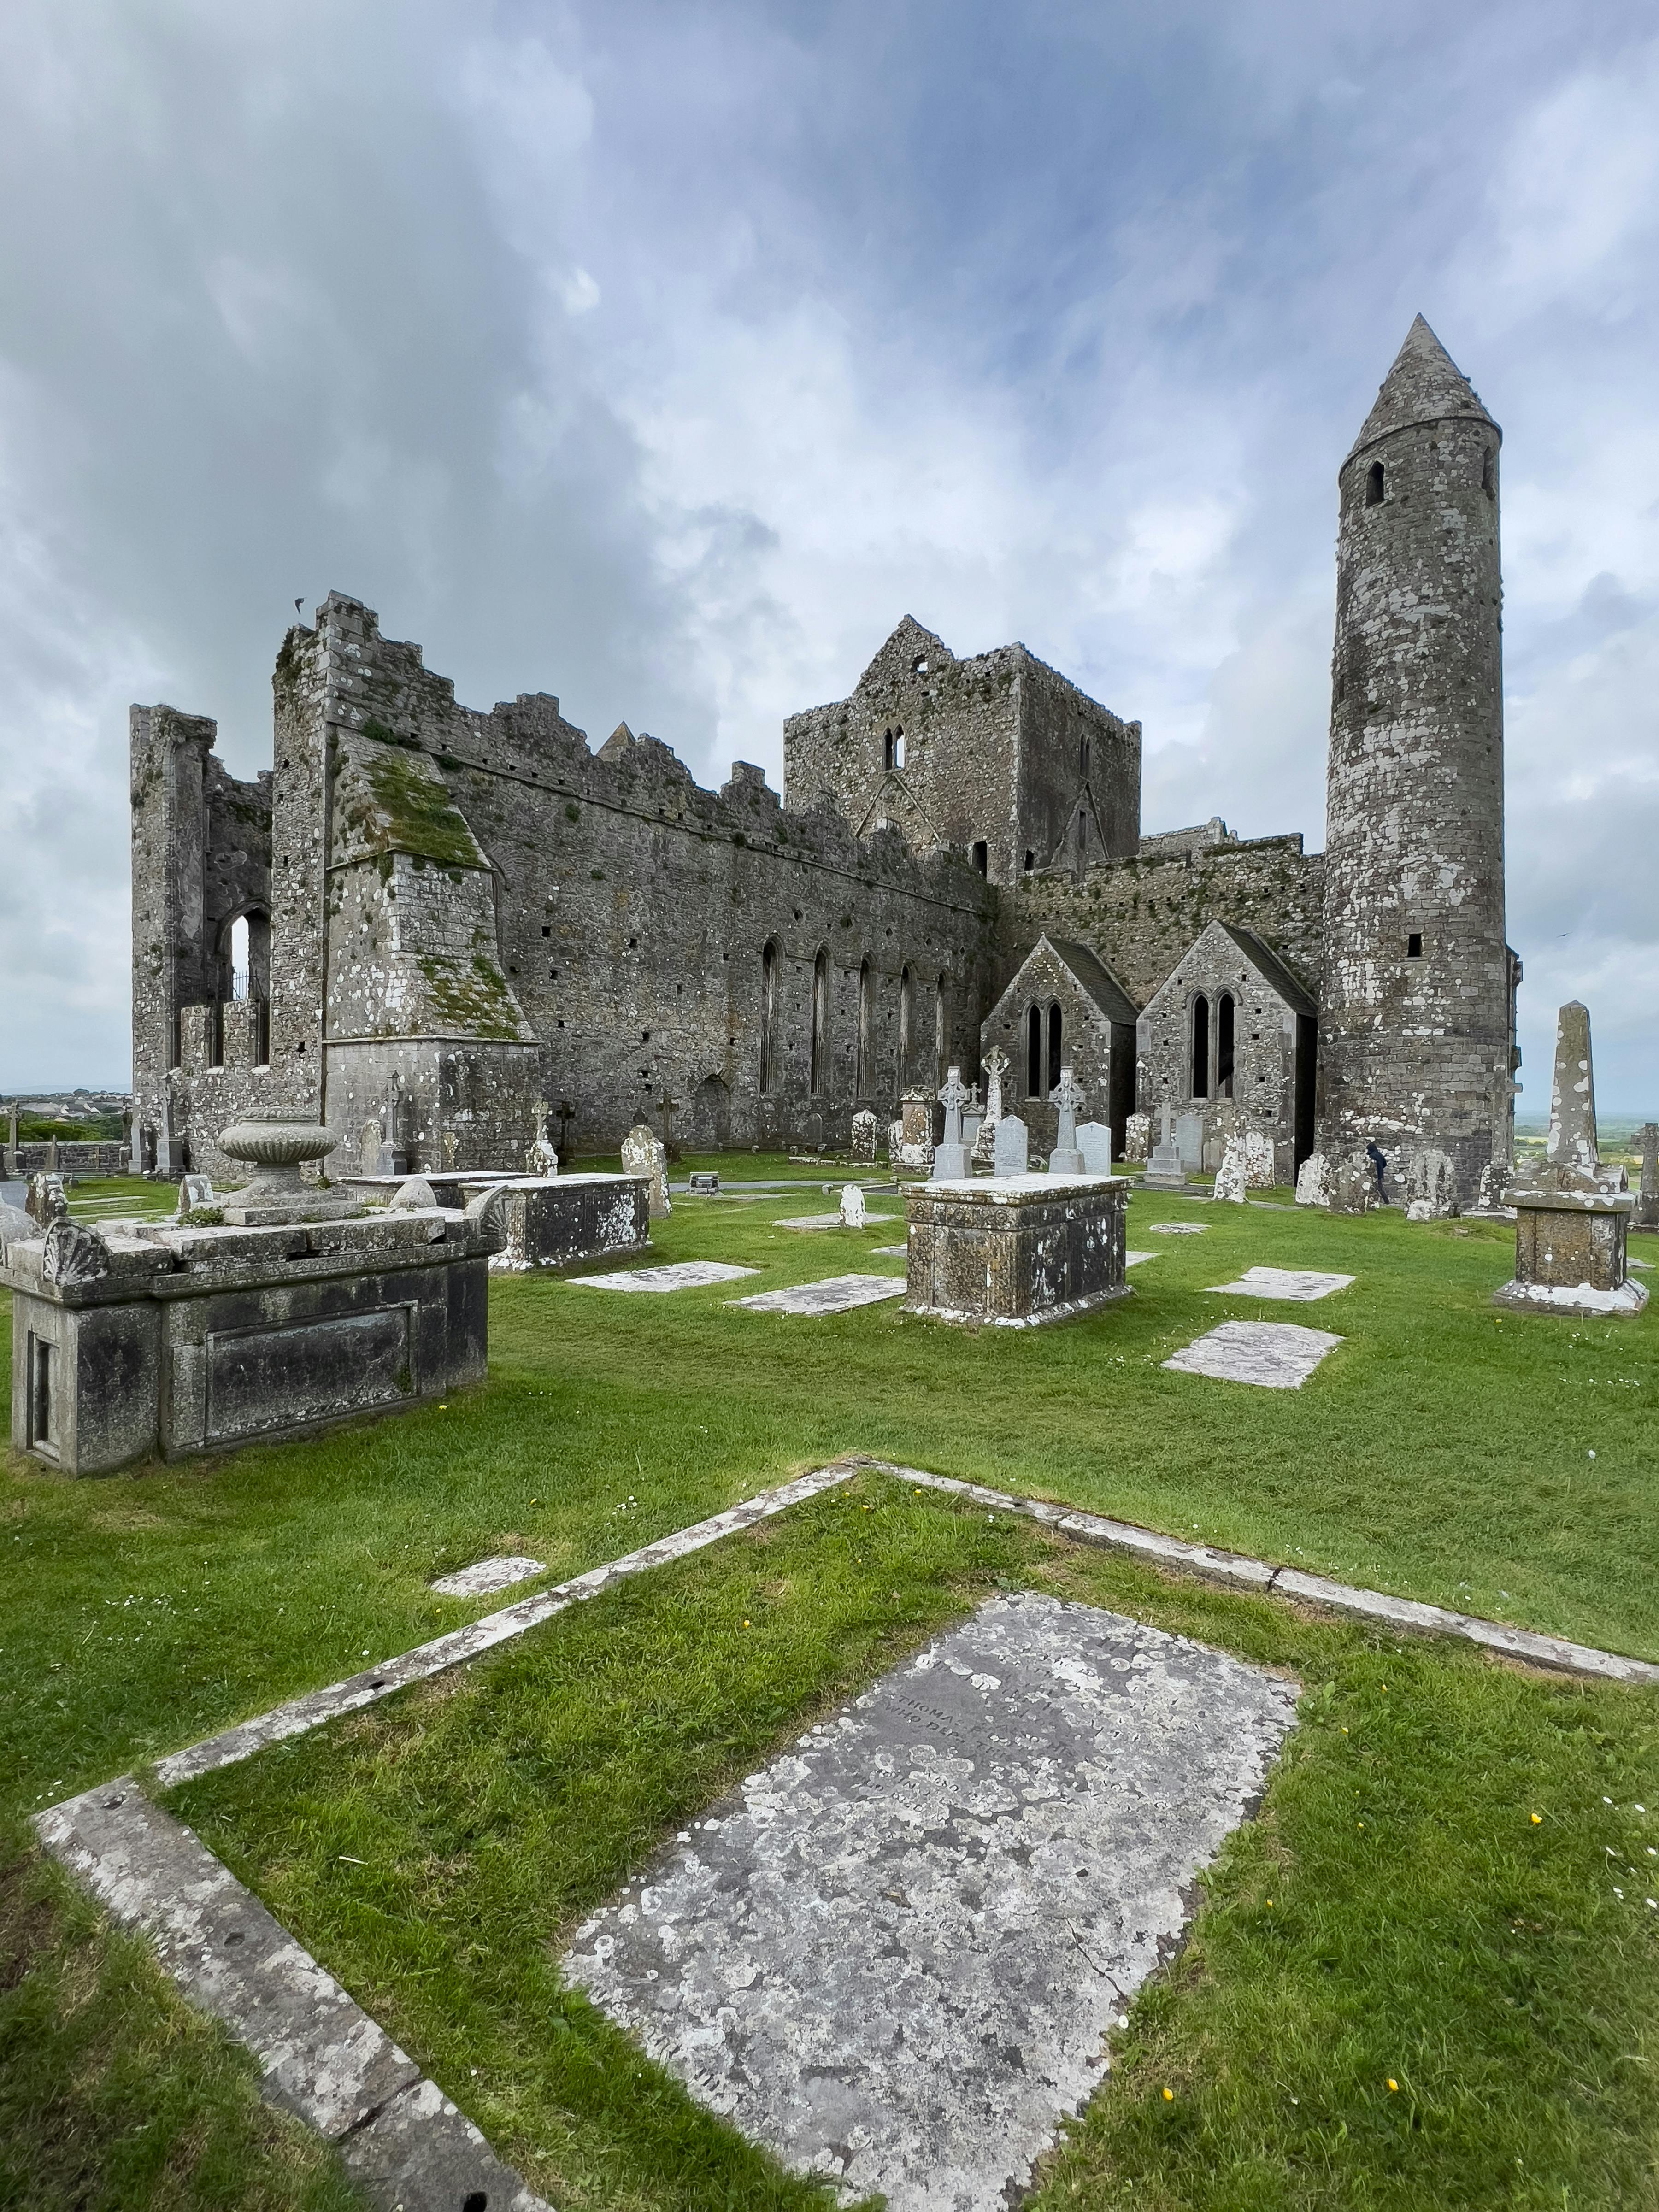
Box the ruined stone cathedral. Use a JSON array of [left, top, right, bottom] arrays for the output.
[[130, 317, 1519, 1204]]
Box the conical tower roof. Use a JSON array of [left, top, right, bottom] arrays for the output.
[[1347, 315, 1498, 461]]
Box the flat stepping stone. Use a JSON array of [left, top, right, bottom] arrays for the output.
[[1146, 1220, 1206, 1235], [429, 1555, 545, 1598], [1124, 1249, 1159, 1267], [774, 1213, 898, 1229], [1163, 1319, 1342, 1389], [1631, 1257, 1652, 1270], [571, 1261, 760, 1292], [1206, 1265, 1354, 1302], [870, 1243, 908, 1257], [564, 1592, 1296, 2212], [731, 1274, 906, 1316]]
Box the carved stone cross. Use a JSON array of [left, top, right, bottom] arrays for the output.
[[982, 1047, 1008, 1126], [938, 1064, 970, 1147]]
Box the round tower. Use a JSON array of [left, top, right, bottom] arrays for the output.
[[1318, 315, 1514, 1201]]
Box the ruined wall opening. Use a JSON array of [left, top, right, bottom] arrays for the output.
[[1191, 994, 1211, 1098], [856, 959, 871, 1096], [971, 840, 988, 876], [1365, 460, 1386, 508], [229, 913, 251, 1000], [1027, 1004, 1042, 1099], [1216, 992, 1235, 1098], [935, 974, 947, 1087], [898, 965, 913, 1090], [1407, 931, 1423, 958], [759, 940, 779, 1093], [1047, 1003, 1063, 1094], [810, 947, 830, 1095]]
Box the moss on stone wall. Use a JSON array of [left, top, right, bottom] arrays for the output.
[[342, 747, 486, 871], [415, 946, 526, 1040]]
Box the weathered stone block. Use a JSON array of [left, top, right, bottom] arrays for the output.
[[458, 1174, 650, 1272], [905, 1174, 1130, 1327], [4, 1204, 504, 1475]]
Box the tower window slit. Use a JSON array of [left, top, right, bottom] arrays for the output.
[[1365, 461, 1386, 508]]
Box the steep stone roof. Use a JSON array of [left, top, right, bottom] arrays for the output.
[[1347, 315, 1498, 461]]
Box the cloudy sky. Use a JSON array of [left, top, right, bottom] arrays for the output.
[[2, 0, 1655, 1108]]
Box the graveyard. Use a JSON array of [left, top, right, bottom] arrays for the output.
[[4, 1154, 1658, 2211]]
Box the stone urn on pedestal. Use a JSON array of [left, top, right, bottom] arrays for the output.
[[218, 1117, 362, 1226]]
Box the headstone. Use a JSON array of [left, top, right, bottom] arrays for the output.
[[25, 1172, 68, 1227], [173, 1173, 215, 1220], [850, 1108, 880, 1163], [993, 1114, 1029, 1178], [0, 1199, 33, 1258], [887, 1117, 905, 1163], [896, 1089, 935, 1174], [1465, 1159, 1514, 1218], [388, 1174, 439, 1210], [1327, 1150, 1378, 1214], [840, 1184, 867, 1227], [932, 1065, 971, 1180], [1212, 1137, 1249, 1203], [1633, 1122, 1658, 1232], [1240, 1130, 1277, 1189], [1047, 1067, 1084, 1176], [1076, 1120, 1112, 1173], [1122, 1111, 1150, 1163], [620, 1121, 672, 1219], [972, 1047, 1009, 1169], [1403, 1147, 1459, 1221], [1174, 1112, 1204, 1172], [525, 1129, 559, 1178], [1294, 1153, 1331, 1208], [359, 1119, 389, 1177], [1141, 1103, 1187, 1191]]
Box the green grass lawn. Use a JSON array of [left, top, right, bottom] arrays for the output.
[[4, 1179, 1658, 2207]]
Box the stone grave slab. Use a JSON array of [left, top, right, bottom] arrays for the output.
[[775, 1212, 897, 1230], [871, 1244, 908, 1257], [1124, 1249, 1158, 1267], [1163, 1319, 1343, 1390], [1206, 1265, 1355, 1302], [1146, 1220, 1206, 1235], [429, 1555, 546, 1598], [571, 1261, 760, 1293], [564, 1592, 1297, 2212], [1631, 1257, 1652, 1271], [731, 1274, 906, 1316]]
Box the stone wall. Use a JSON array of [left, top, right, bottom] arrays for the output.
[[130, 705, 277, 1177], [137, 596, 1000, 1174], [782, 617, 1140, 888], [1002, 835, 1325, 1011], [1135, 923, 1316, 1181]]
